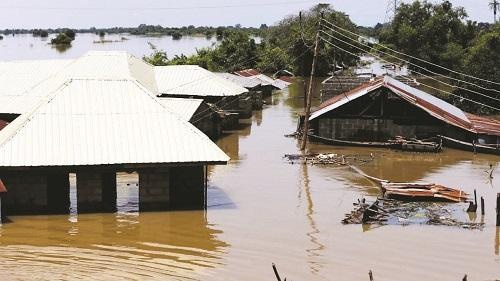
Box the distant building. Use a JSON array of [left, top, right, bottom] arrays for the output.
[[308, 76, 500, 154]]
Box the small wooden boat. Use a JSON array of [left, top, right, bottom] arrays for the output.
[[309, 134, 391, 148], [439, 135, 500, 155]]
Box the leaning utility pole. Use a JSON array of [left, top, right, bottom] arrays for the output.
[[300, 14, 323, 151]]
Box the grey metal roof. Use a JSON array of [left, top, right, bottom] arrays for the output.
[[214, 72, 262, 89], [0, 78, 229, 167], [155, 65, 248, 97], [157, 97, 204, 121]]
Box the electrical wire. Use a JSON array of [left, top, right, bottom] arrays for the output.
[[319, 36, 500, 111], [321, 17, 500, 87], [321, 21, 500, 96], [319, 28, 500, 103]]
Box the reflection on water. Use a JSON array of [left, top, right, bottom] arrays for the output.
[[0, 210, 227, 280], [301, 164, 325, 275]]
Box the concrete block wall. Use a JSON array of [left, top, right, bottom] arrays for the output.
[[318, 118, 442, 141], [139, 168, 170, 211], [77, 171, 117, 213], [1, 172, 48, 214], [169, 166, 204, 210]]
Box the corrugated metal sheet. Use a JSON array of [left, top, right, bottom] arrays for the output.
[[466, 113, 500, 136], [214, 72, 262, 89], [0, 59, 74, 96], [0, 79, 229, 167], [310, 76, 478, 133], [155, 65, 248, 97], [157, 97, 203, 121], [234, 69, 290, 89], [0, 95, 43, 114]]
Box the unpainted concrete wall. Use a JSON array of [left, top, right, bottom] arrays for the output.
[[317, 118, 442, 141]]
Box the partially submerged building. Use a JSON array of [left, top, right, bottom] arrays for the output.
[[0, 51, 230, 215], [155, 65, 254, 119], [234, 68, 291, 93], [158, 97, 222, 139], [308, 76, 500, 154]]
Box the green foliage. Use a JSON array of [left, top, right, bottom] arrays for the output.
[[99, 31, 105, 37], [50, 33, 74, 45], [450, 24, 500, 114], [380, 1, 470, 70], [172, 31, 182, 40], [142, 43, 169, 66], [263, 4, 360, 76]]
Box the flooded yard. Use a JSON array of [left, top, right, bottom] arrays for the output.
[[0, 79, 498, 280]]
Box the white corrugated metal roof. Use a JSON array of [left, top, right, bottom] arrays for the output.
[[0, 78, 229, 167], [157, 97, 203, 121], [0, 59, 74, 96], [215, 72, 262, 89], [155, 65, 248, 97]]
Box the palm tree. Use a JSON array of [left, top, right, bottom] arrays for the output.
[[490, 0, 500, 23]]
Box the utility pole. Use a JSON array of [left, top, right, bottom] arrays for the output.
[[300, 13, 323, 151], [491, 0, 500, 23]]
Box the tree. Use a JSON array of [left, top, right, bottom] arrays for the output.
[[50, 33, 73, 45], [379, 1, 470, 71], [449, 24, 500, 114], [143, 43, 169, 65], [99, 31, 105, 37], [264, 4, 360, 76]]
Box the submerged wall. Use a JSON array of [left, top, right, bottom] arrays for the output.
[[0, 165, 206, 215]]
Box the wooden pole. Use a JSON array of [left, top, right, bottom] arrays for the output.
[[474, 189, 477, 206], [481, 196, 485, 215], [496, 193, 500, 227], [300, 14, 323, 151], [272, 263, 282, 281]]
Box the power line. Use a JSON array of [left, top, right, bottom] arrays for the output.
[[319, 35, 500, 112], [321, 18, 500, 87], [0, 1, 318, 11], [319, 26, 500, 103]]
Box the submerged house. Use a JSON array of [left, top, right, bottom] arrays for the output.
[[158, 97, 221, 139], [0, 51, 230, 215], [234, 68, 291, 94], [308, 76, 500, 154], [154, 65, 253, 119]]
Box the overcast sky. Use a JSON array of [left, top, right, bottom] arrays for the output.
[[0, 0, 494, 29]]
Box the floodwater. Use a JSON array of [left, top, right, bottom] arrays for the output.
[[0, 33, 218, 61], [0, 39, 499, 281]]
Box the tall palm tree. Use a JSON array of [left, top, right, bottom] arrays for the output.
[[490, 0, 500, 23]]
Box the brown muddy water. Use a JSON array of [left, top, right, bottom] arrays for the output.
[[0, 79, 499, 281]]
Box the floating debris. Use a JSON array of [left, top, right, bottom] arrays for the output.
[[284, 153, 374, 166], [388, 136, 442, 153], [343, 198, 484, 230], [350, 166, 468, 203]]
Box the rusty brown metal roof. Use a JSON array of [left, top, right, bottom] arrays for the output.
[[466, 113, 500, 136], [311, 76, 500, 136], [234, 69, 261, 77]]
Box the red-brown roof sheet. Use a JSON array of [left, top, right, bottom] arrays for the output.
[[466, 113, 500, 136]]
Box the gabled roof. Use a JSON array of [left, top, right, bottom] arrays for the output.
[[155, 65, 248, 97], [0, 51, 160, 114], [214, 72, 262, 89], [234, 69, 290, 90], [0, 78, 229, 167], [157, 97, 204, 121], [310, 76, 476, 133]]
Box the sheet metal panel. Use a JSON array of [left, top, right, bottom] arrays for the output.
[[0, 79, 229, 167], [155, 65, 248, 97]]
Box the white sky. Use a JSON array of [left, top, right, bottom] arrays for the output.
[[0, 0, 494, 29]]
